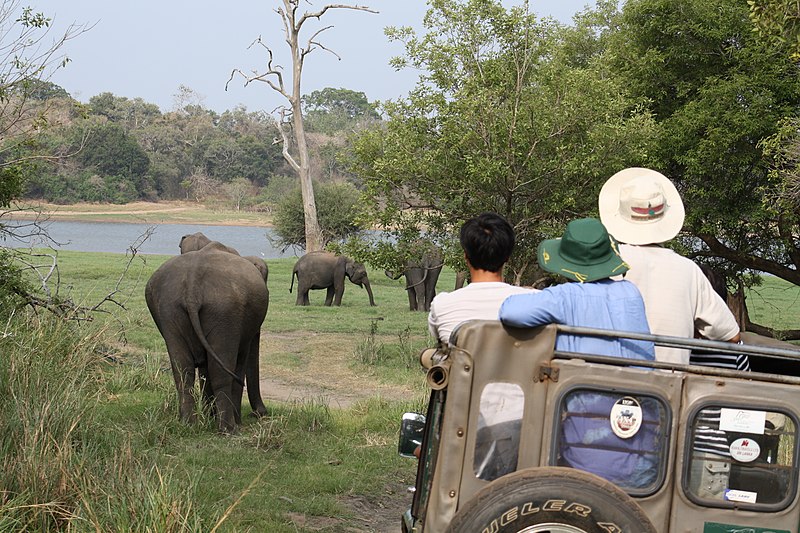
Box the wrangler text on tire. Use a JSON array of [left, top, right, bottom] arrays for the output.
[[444, 467, 657, 533]]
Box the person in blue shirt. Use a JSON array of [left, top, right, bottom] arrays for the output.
[[499, 217, 660, 489], [499, 217, 653, 358]]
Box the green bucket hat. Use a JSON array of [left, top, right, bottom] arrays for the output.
[[538, 218, 629, 283]]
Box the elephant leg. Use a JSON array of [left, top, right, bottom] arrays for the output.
[[231, 385, 243, 425], [245, 332, 267, 418], [407, 289, 417, 311], [198, 364, 217, 418], [325, 286, 336, 306], [296, 288, 309, 306], [415, 286, 426, 311], [168, 351, 197, 424], [425, 267, 442, 312], [403, 273, 417, 311], [204, 336, 244, 433], [406, 269, 426, 312]]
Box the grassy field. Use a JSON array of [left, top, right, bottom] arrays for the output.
[[745, 275, 800, 335], [7, 248, 450, 532]]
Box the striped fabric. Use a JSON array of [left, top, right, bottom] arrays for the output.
[[690, 347, 751, 455], [693, 409, 730, 457], [690, 350, 750, 371]]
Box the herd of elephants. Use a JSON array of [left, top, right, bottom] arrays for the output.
[[144, 231, 446, 433]]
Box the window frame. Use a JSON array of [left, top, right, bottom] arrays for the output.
[[682, 401, 800, 511], [549, 384, 673, 497]]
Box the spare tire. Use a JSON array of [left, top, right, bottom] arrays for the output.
[[445, 467, 656, 533]]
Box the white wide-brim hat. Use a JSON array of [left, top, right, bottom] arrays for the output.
[[598, 167, 685, 245]]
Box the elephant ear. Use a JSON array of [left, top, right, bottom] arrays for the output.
[[334, 256, 348, 281]]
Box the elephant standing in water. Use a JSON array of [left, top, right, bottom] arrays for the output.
[[145, 244, 269, 433], [386, 246, 443, 312], [290, 251, 376, 307]]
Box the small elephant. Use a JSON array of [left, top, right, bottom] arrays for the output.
[[386, 247, 443, 312], [145, 246, 269, 433], [290, 251, 376, 307]]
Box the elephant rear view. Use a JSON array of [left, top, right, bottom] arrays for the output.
[[145, 249, 269, 433], [290, 251, 376, 307]]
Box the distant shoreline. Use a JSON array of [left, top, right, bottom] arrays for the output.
[[10, 200, 275, 228]]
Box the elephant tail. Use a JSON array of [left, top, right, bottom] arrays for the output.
[[289, 267, 296, 293], [187, 304, 244, 386]]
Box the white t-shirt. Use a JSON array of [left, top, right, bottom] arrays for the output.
[[618, 244, 740, 364], [428, 282, 538, 345]]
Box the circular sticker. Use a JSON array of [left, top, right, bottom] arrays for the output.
[[729, 438, 761, 463], [610, 396, 643, 439]]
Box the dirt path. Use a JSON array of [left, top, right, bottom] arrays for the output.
[[258, 331, 420, 532], [259, 332, 416, 408]]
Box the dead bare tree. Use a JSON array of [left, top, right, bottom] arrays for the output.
[[227, 1, 376, 252]]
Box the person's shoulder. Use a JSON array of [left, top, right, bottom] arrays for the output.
[[504, 284, 539, 295], [429, 289, 453, 308]]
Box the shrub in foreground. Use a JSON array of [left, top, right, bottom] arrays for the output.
[[0, 315, 205, 531]]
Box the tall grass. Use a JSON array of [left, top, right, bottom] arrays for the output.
[[0, 315, 207, 531]]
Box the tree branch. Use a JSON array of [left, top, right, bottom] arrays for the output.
[[296, 4, 378, 28], [226, 40, 289, 99], [745, 320, 800, 341], [697, 232, 800, 285], [275, 107, 300, 172]]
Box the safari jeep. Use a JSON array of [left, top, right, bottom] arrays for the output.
[[398, 320, 800, 533]]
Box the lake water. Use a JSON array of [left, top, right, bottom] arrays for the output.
[[1, 220, 297, 258]]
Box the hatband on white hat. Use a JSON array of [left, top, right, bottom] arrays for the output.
[[598, 167, 685, 245]]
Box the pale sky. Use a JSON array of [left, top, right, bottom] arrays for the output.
[[27, 1, 592, 114]]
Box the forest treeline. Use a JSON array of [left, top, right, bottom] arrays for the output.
[[19, 83, 378, 209]]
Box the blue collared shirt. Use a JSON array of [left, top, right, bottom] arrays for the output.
[[500, 278, 658, 489], [499, 279, 655, 360]]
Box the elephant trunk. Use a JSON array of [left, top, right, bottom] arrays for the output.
[[364, 279, 376, 307]]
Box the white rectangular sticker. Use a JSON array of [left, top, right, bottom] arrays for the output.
[[725, 489, 758, 503], [719, 408, 765, 435]]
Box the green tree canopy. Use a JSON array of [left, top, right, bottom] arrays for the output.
[[273, 181, 364, 251], [349, 0, 654, 282], [302, 87, 380, 134], [610, 0, 800, 287], [749, 0, 800, 59]]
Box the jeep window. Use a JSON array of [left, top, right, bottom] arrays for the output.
[[473, 382, 524, 481], [553, 387, 669, 495], [686, 406, 797, 509]]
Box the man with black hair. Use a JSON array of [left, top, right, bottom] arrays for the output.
[[427, 212, 536, 480], [428, 212, 536, 345]]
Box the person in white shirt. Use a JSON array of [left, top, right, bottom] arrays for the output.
[[428, 212, 536, 345], [427, 212, 537, 480], [598, 167, 741, 364]]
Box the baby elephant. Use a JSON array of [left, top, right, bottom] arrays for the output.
[[290, 251, 376, 307]]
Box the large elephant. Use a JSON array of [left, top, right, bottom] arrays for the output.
[[386, 246, 443, 312], [145, 246, 269, 433], [290, 251, 376, 307]]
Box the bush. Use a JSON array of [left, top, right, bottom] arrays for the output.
[[0, 249, 33, 320], [272, 181, 364, 251]]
